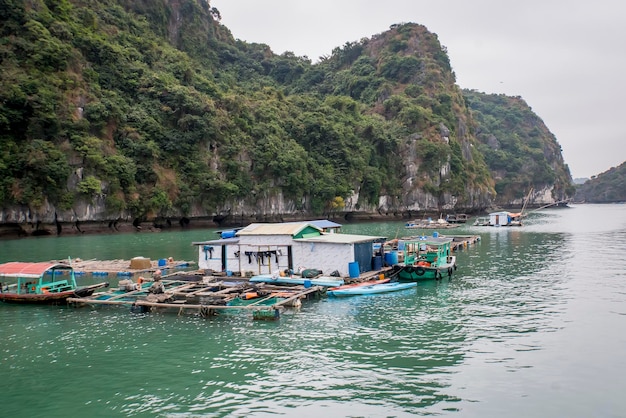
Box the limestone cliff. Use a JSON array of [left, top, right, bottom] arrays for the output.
[[0, 2, 571, 238]]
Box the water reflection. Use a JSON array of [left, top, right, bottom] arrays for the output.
[[1, 205, 626, 416]]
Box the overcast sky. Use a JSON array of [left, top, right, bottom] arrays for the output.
[[211, 0, 625, 179]]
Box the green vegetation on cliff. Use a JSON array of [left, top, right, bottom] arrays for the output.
[[0, 0, 571, 223], [574, 162, 626, 203], [463, 90, 575, 203]]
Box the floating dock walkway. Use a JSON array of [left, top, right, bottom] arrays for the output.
[[62, 258, 194, 277], [68, 278, 324, 320], [61, 234, 478, 321], [447, 235, 481, 251]]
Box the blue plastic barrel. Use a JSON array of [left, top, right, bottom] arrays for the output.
[[384, 251, 399, 266], [221, 230, 236, 239], [433, 231, 439, 238], [372, 256, 382, 271], [158, 258, 166, 267], [348, 261, 360, 278], [303, 279, 312, 288]]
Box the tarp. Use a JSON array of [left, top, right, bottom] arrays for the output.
[[129, 257, 151, 269], [0, 262, 72, 278]]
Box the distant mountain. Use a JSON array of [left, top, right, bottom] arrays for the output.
[[573, 178, 589, 185], [574, 162, 626, 203]]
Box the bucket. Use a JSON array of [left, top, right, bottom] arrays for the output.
[[433, 231, 439, 238], [372, 256, 382, 271], [303, 279, 312, 288], [348, 261, 360, 278], [158, 258, 167, 267], [226, 270, 233, 277], [384, 251, 399, 266]]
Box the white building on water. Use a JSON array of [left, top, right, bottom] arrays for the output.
[[488, 211, 523, 227], [192, 221, 387, 278]]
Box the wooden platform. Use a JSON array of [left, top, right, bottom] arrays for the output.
[[446, 235, 481, 251], [67, 278, 324, 320], [59, 258, 194, 276]]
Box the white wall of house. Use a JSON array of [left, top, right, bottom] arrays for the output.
[[197, 244, 226, 272], [236, 234, 293, 275], [489, 212, 510, 226], [196, 237, 360, 277], [236, 244, 290, 275], [198, 235, 303, 275], [197, 243, 292, 275], [292, 241, 354, 276]]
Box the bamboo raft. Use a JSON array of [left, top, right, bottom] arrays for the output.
[[67, 278, 324, 320]]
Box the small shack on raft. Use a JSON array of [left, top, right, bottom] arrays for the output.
[[192, 221, 386, 278], [488, 211, 523, 227]]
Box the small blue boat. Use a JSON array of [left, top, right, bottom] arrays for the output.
[[249, 274, 344, 287], [327, 281, 417, 296]]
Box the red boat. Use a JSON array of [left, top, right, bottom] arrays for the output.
[[0, 262, 108, 304]]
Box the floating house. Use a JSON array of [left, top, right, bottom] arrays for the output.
[[488, 211, 523, 227], [192, 221, 386, 278]]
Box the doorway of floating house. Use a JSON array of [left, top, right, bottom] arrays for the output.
[[221, 246, 227, 272], [353, 242, 373, 274], [287, 246, 293, 272]]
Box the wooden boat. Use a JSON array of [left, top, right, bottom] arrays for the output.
[[392, 237, 457, 281], [249, 274, 344, 287], [327, 277, 390, 291], [327, 281, 417, 296], [0, 262, 109, 304]]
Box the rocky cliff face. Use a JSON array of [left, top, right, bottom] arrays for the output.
[[0, 6, 572, 239], [0, 176, 553, 239]]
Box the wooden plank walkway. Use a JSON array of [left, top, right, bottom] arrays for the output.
[[61, 235, 479, 321], [67, 278, 324, 320], [446, 235, 481, 251]]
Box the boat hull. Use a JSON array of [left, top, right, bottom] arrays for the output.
[[328, 278, 389, 291], [328, 281, 417, 296], [249, 274, 344, 287], [394, 257, 456, 281], [0, 282, 109, 304]]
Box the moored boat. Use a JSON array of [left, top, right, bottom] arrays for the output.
[[327, 281, 417, 296], [0, 262, 109, 304], [249, 274, 344, 287], [327, 277, 390, 292], [392, 237, 457, 281]]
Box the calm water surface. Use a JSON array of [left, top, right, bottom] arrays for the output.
[[1, 204, 625, 417]]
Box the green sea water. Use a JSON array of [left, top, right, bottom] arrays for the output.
[[1, 204, 625, 417]]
